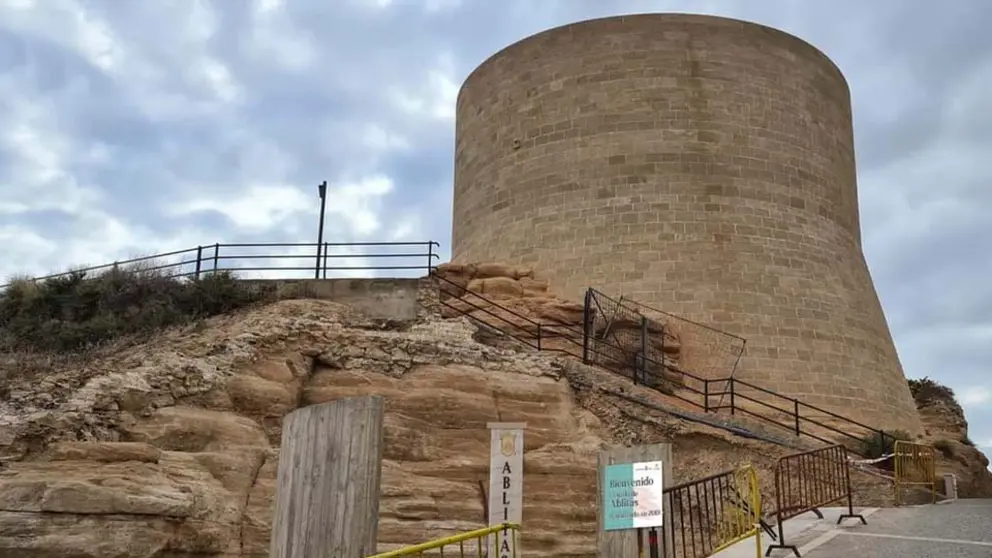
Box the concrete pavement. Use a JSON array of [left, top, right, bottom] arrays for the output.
[[800, 499, 992, 558], [710, 507, 876, 558], [712, 500, 992, 558]]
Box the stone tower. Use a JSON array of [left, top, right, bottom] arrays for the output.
[[450, 13, 922, 432]]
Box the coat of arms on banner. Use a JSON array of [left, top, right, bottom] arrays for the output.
[[500, 433, 516, 457]]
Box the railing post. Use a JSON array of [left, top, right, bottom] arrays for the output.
[[843, 446, 856, 515], [659, 325, 666, 372], [213, 244, 220, 273], [774, 466, 788, 551], [703, 381, 709, 412], [729, 378, 735, 416], [536, 323, 542, 351], [582, 289, 592, 364], [322, 242, 328, 279], [426, 241, 434, 273], [314, 181, 327, 280], [794, 399, 800, 436], [639, 316, 649, 358], [194, 246, 203, 279], [639, 316, 649, 387]]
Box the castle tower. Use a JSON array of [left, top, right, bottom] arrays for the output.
[[451, 13, 922, 432]]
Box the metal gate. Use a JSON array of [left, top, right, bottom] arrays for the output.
[[582, 288, 668, 389]]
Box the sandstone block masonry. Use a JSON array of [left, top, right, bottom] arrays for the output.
[[451, 13, 922, 433]]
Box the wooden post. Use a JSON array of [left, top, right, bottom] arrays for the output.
[[596, 443, 673, 557], [269, 396, 386, 558]]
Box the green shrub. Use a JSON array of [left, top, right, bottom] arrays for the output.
[[0, 263, 272, 354], [907, 377, 956, 406], [933, 439, 955, 458]]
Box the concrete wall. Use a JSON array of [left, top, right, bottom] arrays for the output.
[[239, 278, 423, 321], [451, 13, 922, 432]]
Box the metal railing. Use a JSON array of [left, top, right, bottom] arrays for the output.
[[662, 465, 763, 558], [584, 288, 746, 393], [432, 273, 901, 460], [2, 241, 441, 288], [893, 441, 937, 506], [366, 522, 519, 557], [764, 445, 866, 557], [709, 379, 899, 458]]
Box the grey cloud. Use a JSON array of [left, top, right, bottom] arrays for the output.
[[0, 0, 990, 454]]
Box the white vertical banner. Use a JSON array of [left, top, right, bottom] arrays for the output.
[[487, 422, 525, 558]]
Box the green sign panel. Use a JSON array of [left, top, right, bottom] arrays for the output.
[[603, 461, 664, 531]]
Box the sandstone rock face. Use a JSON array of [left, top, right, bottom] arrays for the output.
[[914, 393, 992, 498], [0, 299, 619, 557], [0, 284, 971, 557]]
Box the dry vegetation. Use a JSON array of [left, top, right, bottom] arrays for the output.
[[0, 264, 273, 397], [908, 376, 958, 407]]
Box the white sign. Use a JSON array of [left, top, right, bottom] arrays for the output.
[[487, 422, 525, 558], [631, 461, 664, 528]]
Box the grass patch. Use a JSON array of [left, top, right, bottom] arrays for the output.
[[0, 262, 274, 395]]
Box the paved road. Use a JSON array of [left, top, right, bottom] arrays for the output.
[[796, 500, 992, 558], [714, 500, 992, 558]]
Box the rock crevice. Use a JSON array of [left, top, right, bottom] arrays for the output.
[[1, 291, 988, 557]]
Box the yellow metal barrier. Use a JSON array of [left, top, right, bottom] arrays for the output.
[[366, 522, 520, 557], [712, 465, 762, 557], [893, 441, 937, 506]]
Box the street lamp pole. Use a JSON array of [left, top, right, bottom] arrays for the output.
[[315, 180, 327, 279]]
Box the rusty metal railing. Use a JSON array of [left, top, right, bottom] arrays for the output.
[[764, 445, 866, 557], [893, 441, 937, 506], [662, 465, 763, 558]]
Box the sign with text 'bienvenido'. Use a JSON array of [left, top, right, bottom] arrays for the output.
[[603, 460, 664, 530]]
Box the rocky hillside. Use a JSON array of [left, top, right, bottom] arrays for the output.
[[0, 264, 987, 557], [909, 377, 992, 497], [0, 275, 902, 558]]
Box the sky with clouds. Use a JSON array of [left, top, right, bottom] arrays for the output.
[[0, 0, 990, 460]]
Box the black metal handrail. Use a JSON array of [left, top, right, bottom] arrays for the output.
[[432, 272, 899, 459], [1, 241, 441, 288]]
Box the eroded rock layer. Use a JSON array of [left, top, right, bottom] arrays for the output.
[[0, 288, 987, 557]]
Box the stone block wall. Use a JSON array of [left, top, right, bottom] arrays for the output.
[[451, 13, 922, 433]]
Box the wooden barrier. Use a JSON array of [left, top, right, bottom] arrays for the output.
[[269, 396, 386, 558]]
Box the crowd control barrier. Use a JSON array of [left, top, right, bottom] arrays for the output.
[[764, 445, 866, 556]]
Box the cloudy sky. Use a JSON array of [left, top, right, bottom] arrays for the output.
[[0, 0, 990, 459]]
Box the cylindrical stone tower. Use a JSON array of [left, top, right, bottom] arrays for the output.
[[452, 13, 922, 432]]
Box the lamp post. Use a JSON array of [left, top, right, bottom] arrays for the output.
[[315, 180, 327, 279]]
